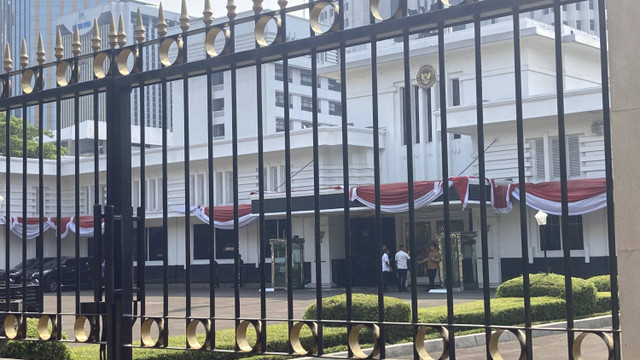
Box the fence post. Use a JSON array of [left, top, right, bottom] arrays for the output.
[[106, 79, 134, 360]]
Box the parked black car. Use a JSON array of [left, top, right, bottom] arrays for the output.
[[30, 257, 96, 292], [0, 257, 56, 285]]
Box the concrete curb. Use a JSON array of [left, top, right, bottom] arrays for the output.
[[298, 315, 612, 359]]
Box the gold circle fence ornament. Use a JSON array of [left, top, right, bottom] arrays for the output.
[[290, 321, 319, 356], [186, 319, 211, 350], [310, 2, 340, 35], [93, 52, 111, 79], [3, 314, 23, 339], [236, 320, 262, 353], [441, 0, 473, 7], [488, 329, 527, 360], [159, 36, 184, 68], [255, 16, 282, 47], [74, 315, 96, 343], [141, 318, 165, 348], [56, 61, 74, 87], [116, 48, 138, 76], [370, 0, 403, 22], [417, 65, 437, 90], [1, 77, 12, 99], [348, 324, 381, 359], [21, 68, 39, 94], [205, 27, 230, 57], [572, 331, 615, 360], [37, 315, 58, 341], [414, 326, 450, 360]]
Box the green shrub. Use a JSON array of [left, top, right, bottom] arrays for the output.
[[588, 275, 612, 292], [0, 317, 70, 360], [495, 273, 596, 315], [303, 293, 411, 342], [418, 297, 566, 328], [594, 292, 612, 313]]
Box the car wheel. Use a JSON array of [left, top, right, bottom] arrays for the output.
[[44, 278, 58, 293]]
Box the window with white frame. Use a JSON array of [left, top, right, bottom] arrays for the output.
[[146, 179, 156, 210], [399, 85, 421, 145], [215, 172, 224, 205], [190, 175, 196, 207], [197, 174, 206, 205], [146, 227, 165, 261], [225, 171, 233, 205], [539, 215, 584, 251]]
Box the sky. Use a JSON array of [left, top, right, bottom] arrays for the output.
[[142, 0, 307, 19]]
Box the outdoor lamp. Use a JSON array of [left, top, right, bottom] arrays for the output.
[[535, 210, 548, 226]]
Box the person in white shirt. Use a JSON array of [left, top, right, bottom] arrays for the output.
[[381, 245, 393, 292], [395, 244, 411, 292]]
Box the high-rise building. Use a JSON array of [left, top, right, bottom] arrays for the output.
[[0, 0, 114, 127]]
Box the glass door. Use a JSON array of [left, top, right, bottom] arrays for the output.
[[436, 220, 464, 290], [405, 221, 431, 284]]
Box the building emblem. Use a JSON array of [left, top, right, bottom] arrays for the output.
[[416, 65, 437, 90]]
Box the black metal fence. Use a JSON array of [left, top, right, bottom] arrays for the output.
[[0, 0, 619, 359]]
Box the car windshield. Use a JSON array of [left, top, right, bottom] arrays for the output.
[[11, 258, 39, 270]]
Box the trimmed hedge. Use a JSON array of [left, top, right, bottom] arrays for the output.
[[588, 275, 612, 292], [303, 293, 411, 342], [594, 291, 612, 313], [0, 318, 70, 360], [418, 296, 566, 327], [495, 273, 596, 315]]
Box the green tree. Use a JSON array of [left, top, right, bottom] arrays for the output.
[[0, 113, 68, 159]]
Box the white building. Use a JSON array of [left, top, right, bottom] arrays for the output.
[[0, 16, 609, 288]]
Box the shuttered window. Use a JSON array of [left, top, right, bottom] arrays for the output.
[[552, 135, 581, 179], [535, 138, 546, 180]]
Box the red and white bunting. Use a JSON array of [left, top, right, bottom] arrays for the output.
[[511, 178, 607, 216], [192, 205, 256, 230]]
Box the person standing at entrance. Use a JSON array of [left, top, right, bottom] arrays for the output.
[[395, 245, 410, 292], [425, 243, 441, 291], [381, 245, 393, 292]]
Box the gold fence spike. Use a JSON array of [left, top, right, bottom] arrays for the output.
[[36, 33, 46, 65], [253, 0, 263, 14], [180, 0, 190, 32], [72, 25, 82, 56], [54, 29, 64, 60], [3, 42, 12, 72], [117, 14, 127, 47], [20, 38, 29, 68], [108, 14, 118, 49], [227, 1, 236, 21], [157, 2, 168, 37], [203, 0, 213, 26], [92, 18, 102, 52], [135, 8, 146, 43], [278, 0, 288, 9]]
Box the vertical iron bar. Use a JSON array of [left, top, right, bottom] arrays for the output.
[[21, 103, 27, 319], [38, 86, 44, 312], [3, 104, 9, 310], [337, 2, 352, 355], [137, 83, 146, 316], [55, 97, 62, 337], [205, 67, 216, 349], [437, 20, 456, 360], [182, 38, 192, 328], [281, 10, 294, 352], [255, 21, 267, 352], [597, 0, 620, 358], [104, 204, 115, 359], [309, 2, 323, 354], [229, 19, 241, 332], [401, 19, 419, 360], [75, 90, 81, 313], [94, 87, 102, 305], [370, 28, 385, 360], [553, 2, 574, 355], [473, 12, 493, 358], [512, 9, 533, 358], [161, 78, 169, 347]]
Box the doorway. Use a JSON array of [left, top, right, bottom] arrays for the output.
[[350, 217, 396, 287]]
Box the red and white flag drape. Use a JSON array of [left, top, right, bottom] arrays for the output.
[[349, 176, 472, 213], [191, 205, 256, 230], [0, 216, 103, 240], [492, 178, 607, 216]]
